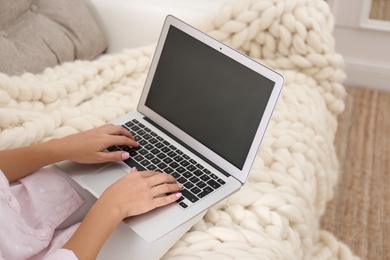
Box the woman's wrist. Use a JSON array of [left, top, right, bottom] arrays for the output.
[[63, 198, 123, 259], [43, 138, 71, 163], [91, 197, 124, 225]]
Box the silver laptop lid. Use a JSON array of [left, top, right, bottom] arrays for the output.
[[138, 15, 283, 184]]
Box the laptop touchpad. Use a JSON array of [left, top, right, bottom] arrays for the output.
[[82, 162, 129, 196]]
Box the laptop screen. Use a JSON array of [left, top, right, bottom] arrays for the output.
[[145, 25, 275, 170]]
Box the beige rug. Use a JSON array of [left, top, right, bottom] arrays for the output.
[[321, 86, 390, 260]]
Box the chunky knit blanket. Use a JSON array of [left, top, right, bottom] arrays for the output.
[[0, 0, 358, 259]]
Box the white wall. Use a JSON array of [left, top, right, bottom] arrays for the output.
[[329, 0, 390, 92], [88, 0, 226, 52]]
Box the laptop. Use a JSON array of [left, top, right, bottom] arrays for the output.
[[57, 15, 284, 243]]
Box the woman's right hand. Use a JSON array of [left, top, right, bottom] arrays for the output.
[[63, 169, 182, 259], [98, 169, 183, 220]]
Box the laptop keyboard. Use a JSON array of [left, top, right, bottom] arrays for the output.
[[107, 119, 226, 209]]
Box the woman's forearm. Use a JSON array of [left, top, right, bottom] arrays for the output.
[[0, 124, 138, 183], [62, 200, 123, 259], [0, 139, 65, 183]]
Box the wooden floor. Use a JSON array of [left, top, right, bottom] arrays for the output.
[[320, 86, 390, 260]]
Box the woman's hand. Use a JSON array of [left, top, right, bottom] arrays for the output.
[[63, 168, 182, 259], [99, 169, 183, 219], [0, 124, 138, 183], [60, 124, 139, 164]]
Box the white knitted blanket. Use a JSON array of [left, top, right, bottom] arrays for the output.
[[0, 0, 358, 259]]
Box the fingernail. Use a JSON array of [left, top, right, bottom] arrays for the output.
[[121, 152, 130, 160], [131, 167, 138, 172], [176, 192, 182, 198], [177, 183, 184, 189]]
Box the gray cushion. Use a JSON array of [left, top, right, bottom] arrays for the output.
[[0, 0, 107, 75]]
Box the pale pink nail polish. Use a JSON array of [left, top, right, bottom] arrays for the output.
[[176, 192, 182, 198], [121, 152, 130, 160]]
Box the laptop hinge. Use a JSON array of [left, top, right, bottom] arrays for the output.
[[144, 117, 230, 178]]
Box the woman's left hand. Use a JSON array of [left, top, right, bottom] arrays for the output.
[[60, 124, 139, 164]]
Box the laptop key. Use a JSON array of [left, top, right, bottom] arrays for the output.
[[125, 121, 134, 128], [181, 189, 199, 203], [144, 144, 154, 150], [176, 166, 186, 174], [123, 157, 145, 171], [198, 186, 213, 198], [189, 176, 199, 183], [139, 139, 148, 146], [190, 187, 201, 194], [149, 138, 158, 144], [178, 202, 188, 208], [183, 172, 192, 178], [140, 159, 150, 167], [151, 158, 161, 164], [131, 125, 140, 132], [157, 153, 167, 159], [180, 160, 190, 167], [196, 163, 204, 169], [139, 149, 148, 156], [177, 177, 187, 184], [147, 164, 157, 171], [194, 170, 203, 177], [137, 129, 146, 136], [151, 148, 160, 155], [163, 157, 173, 164], [143, 134, 152, 140], [157, 162, 167, 169], [184, 182, 194, 189], [161, 147, 171, 153], [187, 165, 196, 172], [200, 175, 210, 181], [107, 146, 119, 152], [170, 162, 179, 169], [155, 142, 164, 149], [210, 173, 218, 179], [134, 155, 144, 162], [196, 181, 207, 188], [122, 146, 134, 152], [217, 179, 226, 185], [207, 179, 221, 189], [167, 151, 177, 157], [165, 167, 174, 174], [171, 172, 180, 179], [145, 153, 154, 160]]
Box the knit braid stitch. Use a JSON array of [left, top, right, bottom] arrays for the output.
[[0, 47, 153, 149]]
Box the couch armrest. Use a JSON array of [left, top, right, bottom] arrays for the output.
[[85, 0, 226, 53]]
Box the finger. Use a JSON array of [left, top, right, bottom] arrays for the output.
[[147, 172, 177, 186], [106, 124, 135, 139], [136, 170, 158, 177], [152, 192, 182, 208], [152, 183, 183, 198], [97, 151, 130, 162], [107, 135, 139, 148]]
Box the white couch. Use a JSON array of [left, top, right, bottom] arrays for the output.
[[0, 0, 358, 259]]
